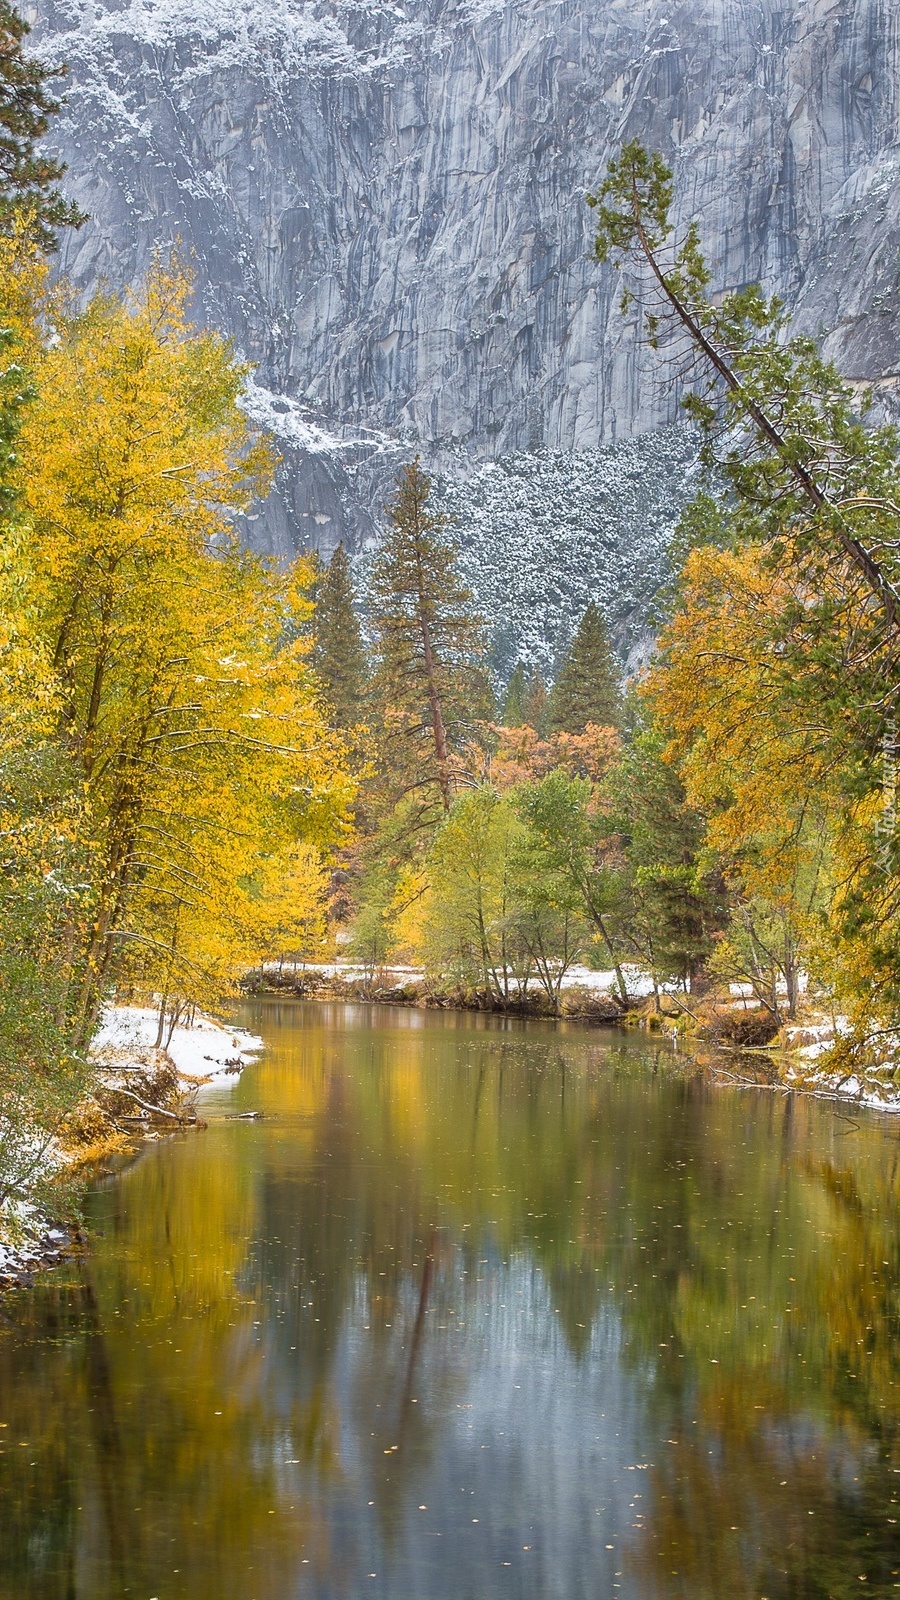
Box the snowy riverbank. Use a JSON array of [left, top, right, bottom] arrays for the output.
[[779, 1017, 900, 1113], [0, 1006, 263, 1286], [93, 1005, 264, 1086]]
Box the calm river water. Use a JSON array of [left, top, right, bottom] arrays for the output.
[[1, 1001, 899, 1599]]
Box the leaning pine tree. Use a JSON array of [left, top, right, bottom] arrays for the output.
[[549, 602, 622, 734], [588, 140, 900, 1038], [369, 459, 486, 815]]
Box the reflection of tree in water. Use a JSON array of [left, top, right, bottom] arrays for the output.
[[248, 1013, 900, 1598], [0, 1282, 86, 1600], [612, 1092, 900, 1597], [0, 1150, 328, 1599], [3, 1011, 900, 1599]]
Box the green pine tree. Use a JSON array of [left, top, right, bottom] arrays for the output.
[[369, 458, 486, 814], [548, 603, 622, 734], [523, 672, 550, 737], [0, 3, 86, 246], [312, 542, 368, 730], [502, 662, 527, 726]]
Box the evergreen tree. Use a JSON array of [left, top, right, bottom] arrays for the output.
[[548, 603, 622, 734], [502, 662, 527, 726], [0, 3, 85, 246], [369, 458, 486, 814], [312, 542, 368, 730], [523, 671, 549, 736]]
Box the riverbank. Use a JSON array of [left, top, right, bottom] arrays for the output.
[[680, 998, 900, 1113], [245, 965, 900, 1113], [0, 1006, 262, 1288], [242, 962, 639, 1022]]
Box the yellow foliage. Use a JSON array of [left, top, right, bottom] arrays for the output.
[[252, 842, 331, 966], [647, 542, 835, 908], [5, 259, 355, 1038]]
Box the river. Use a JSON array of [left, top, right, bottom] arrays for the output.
[[1, 1000, 899, 1598]]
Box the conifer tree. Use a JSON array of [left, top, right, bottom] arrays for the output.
[[502, 662, 527, 726], [548, 603, 622, 734], [0, 3, 85, 245], [313, 542, 368, 730], [523, 671, 550, 737], [369, 458, 485, 814]]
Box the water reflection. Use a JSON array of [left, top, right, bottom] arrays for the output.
[[1, 1001, 899, 1598]]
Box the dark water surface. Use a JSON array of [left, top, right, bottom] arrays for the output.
[[2, 1001, 900, 1599]]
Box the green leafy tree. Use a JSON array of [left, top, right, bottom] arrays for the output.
[[369, 459, 487, 815], [548, 602, 622, 734], [0, 635, 93, 1224], [410, 784, 585, 1010], [513, 768, 629, 1001], [605, 728, 725, 996], [419, 787, 527, 1002], [508, 800, 589, 1009], [312, 542, 368, 731]]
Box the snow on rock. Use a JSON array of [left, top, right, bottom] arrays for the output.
[[93, 1005, 263, 1087], [37, 0, 419, 83], [239, 378, 399, 459], [0, 1205, 70, 1282], [31, 0, 900, 579]]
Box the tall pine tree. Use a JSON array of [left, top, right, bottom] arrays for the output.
[[369, 458, 485, 813], [549, 603, 622, 734], [0, 3, 85, 245], [523, 671, 550, 737], [312, 542, 368, 730], [502, 662, 527, 726]]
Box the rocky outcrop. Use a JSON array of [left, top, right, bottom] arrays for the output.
[[26, 0, 900, 635]]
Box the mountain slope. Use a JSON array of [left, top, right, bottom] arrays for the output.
[[29, 0, 900, 651]]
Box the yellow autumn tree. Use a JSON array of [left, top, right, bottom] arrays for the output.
[[647, 541, 836, 1017], [11, 261, 354, 1045], [250, 842, 331, 973]]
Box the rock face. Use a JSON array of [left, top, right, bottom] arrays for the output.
[[27, 0, 900, 647]]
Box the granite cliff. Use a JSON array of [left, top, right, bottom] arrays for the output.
[[27, 0, 900, 664]]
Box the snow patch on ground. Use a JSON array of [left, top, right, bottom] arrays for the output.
[[94, 1005, 263, 1087], [782, 1065, 900, 1113], [1, 1006, 263, 1284], [282, 960, 665, 1000], [781, 1016, 900, 1111]]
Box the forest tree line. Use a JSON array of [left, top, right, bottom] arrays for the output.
[[311, 466, 712, 1016]]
